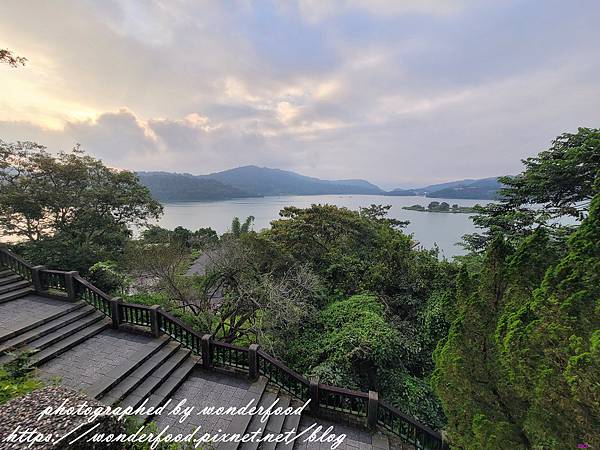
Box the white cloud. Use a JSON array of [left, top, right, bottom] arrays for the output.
[[297, 0, 470, 23], [0, 0, 599, 186]]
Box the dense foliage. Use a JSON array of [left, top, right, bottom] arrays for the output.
[[3, 127, 598, 447], [0, 141, 162, 272], [464, 127, 600, 251], [0, 354, 41, 404], [434, 128, 600, 449]]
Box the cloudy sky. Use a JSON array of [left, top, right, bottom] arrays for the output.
[[1, 0, 599, 188]]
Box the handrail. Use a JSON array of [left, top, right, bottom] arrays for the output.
[[0, 245, 33, 281], [0, 245, 32, 268], [0, 246, 446, 449], [378, 400, 443, 450]]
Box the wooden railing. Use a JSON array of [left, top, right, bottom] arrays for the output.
[[160, 311, 201, 353], [319, 384, 369, 417], [74, 276, 113, 316], [119, 303, 152, 327], [0, 245, 447, 450], [0, 246, 32, 281], [378, 401, 444, 450], [258, 350, 310, 401], [212, 341, 250, 370]]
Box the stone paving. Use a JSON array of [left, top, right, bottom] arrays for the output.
[[0, 294, 75, 337], [295, 416, 381, 450], [37, 328, 154, 391], [154, 367, 251, 436], [0, 292, 387, 449]]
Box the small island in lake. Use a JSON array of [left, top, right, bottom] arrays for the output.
[[403, 201, 479, 213]]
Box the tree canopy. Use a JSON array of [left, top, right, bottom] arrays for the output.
[[464, 128, 600, 250], [0, 140, 162, 270], [435, 129, 600, 449]]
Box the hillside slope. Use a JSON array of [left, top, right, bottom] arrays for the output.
[[205, 165, 383, 196], [136, 172, 252, 201]]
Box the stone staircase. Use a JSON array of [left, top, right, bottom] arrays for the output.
[[0, 263, 397, 449], [86, 335, 199, 415], [234, 384, 304, 450], [0, 267, 109, 366], [0, 304, 109, 366], [0, 267, 34, 303]]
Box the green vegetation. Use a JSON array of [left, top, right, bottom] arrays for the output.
[[0, 354, 41, 404], [387, 177, 502, 200], [403, 202, 478, 213], [1, 128, 598, 448], [0, 140, 162, 273], [464, 128, 600, 251], [434, 128, 600, 449]]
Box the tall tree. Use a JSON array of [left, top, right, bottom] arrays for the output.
[[464, 128, 600, 250], [435, 185, 600, 449], [0, 141, 162, 270]]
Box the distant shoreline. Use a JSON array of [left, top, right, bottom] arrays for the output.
[[157, 193, 495, 205]]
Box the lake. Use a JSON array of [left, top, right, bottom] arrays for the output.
[[158, 195, 490, 258]]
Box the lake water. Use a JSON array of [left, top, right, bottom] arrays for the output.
[[158, 195, 490, 259]]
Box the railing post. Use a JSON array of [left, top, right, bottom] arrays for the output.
[[31, 265, 45, 293], [150, 305, 162, 337], [310, 376, 320, 415], [110, 297, 122, 329], [248, 344, 259, 380], [64, 271, 78, 301], [201, 334, 213, 369], [367, 390, 379, 428]]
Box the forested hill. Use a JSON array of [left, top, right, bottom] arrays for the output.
[[136, 172, 253, 201], [138, 166, 503, 202], [205, 165, 384, 196], [137, 166, 384, 201], [387, 176, 504, 199]]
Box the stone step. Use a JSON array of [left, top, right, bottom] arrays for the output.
[[136, 354, 200, 422], [0, 301, 87, 344], [217, 376, 269, 450], [0, 269, 14, 278], [121, 347, 193, 410], [25, 312, 105, 351], [239, 389, 279, 450], [30, 320, 110, 366], [0, 274, 22, 286], [0, 280, 30, 295], [100, 344, 186, 405], [372, 432, 390, 450], [0, 286, 35, 304], [259, 393, 291, 450], [0, 305, 96, 353], [274, 399, 304, 450], [88, 336, 174, 400]]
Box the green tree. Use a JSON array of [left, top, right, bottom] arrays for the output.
[[190, 227, 219, 249], [465, 128, 600, 250], [229, 215, 255, 237], [0, 141, 162, 271], [435, 188, 600, 449], [203, 234, 322, 345]]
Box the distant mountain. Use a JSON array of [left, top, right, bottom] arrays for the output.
[[427, 177, 503, 199], [386, 177, 503, 200], [138, 167, 502, 202], [136, 172, 252, 202], [137, 166, 383, 202], [205, 166, 383, 196]]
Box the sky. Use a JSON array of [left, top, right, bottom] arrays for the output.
[[1, 1, 599, 188]]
